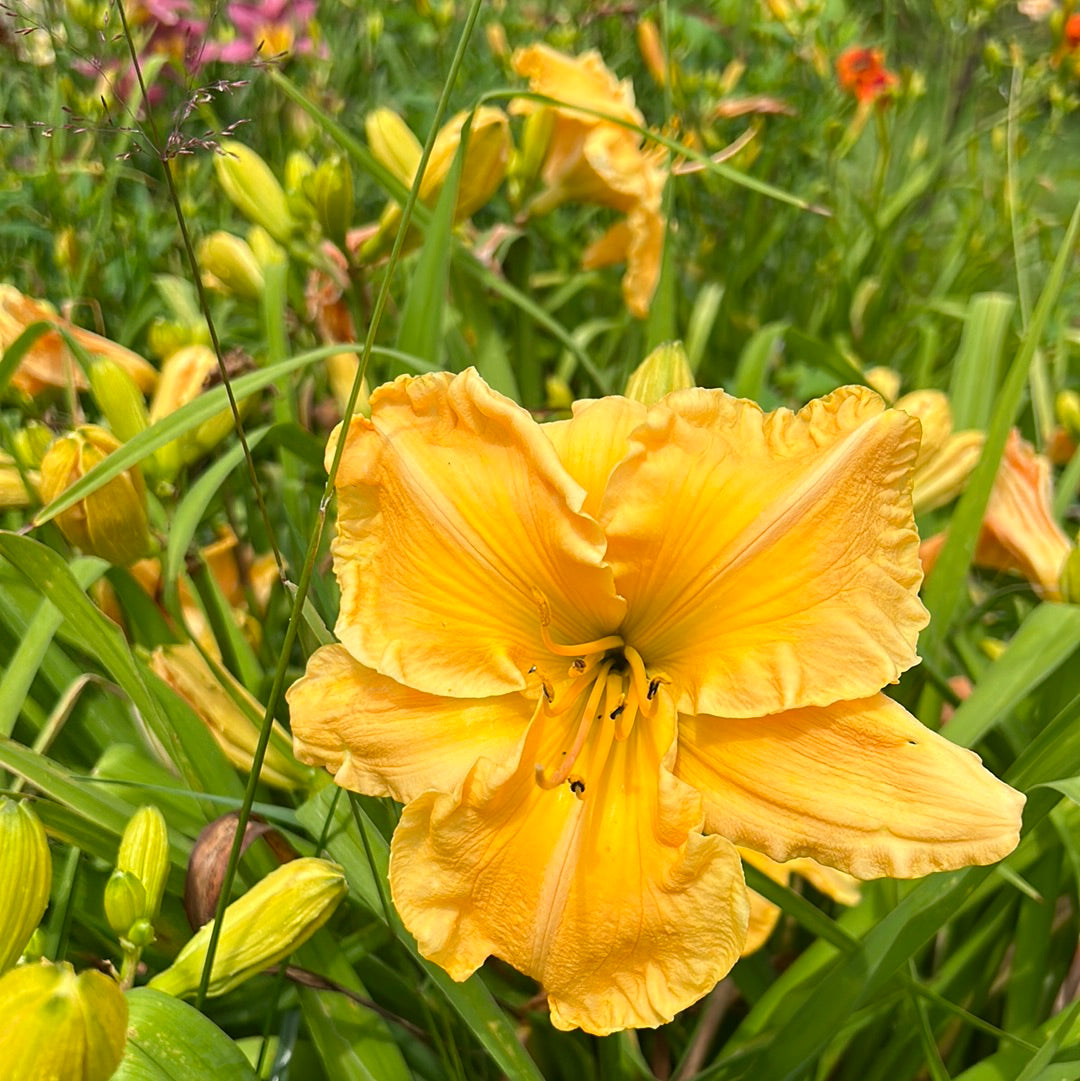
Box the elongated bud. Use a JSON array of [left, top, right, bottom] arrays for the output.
[[105, 870, 147, 939], [89, 359, 150, 444], [864, 366, 901, 404], [197, 232, 265, 301], [625, 341, 695, 404], [0, 961, 127, 1081], [308, 155, 355, 249], [896, 388, 954, 466], [912, 430, 985, 515], [0, 799, 52, 973], [365, 107, 423, 187], [1057, 389, 1080, 443], [214, 141, 297, 244], [149, 644, 311, 789], [11, 421, 52, 469], [38, 425, 152, 566], [421, 107, 511, 220], [248, 225, 289, 271], [284, 149, 316, 198], [0, 452, 36, 508], [512, 106, 556, 191], [637, 18, 668, 86], [148, 858, 347, 998], [1060, 545, 1080, 606], [117, 805, 170, 921], [148, 345, 241, 469]]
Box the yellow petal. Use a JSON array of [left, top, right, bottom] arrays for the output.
[[390, 692, 748, 1035], [604, 386, 928, 717], [978, 429, 1071, 599], [621, 200, 664, 319], [675, 693, 1025, 879], [330, 369, 625, 699], [286, 645, 529, 803], [543, 396, 647, 519]]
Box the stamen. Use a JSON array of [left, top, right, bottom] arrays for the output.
[[614, 685, 639, 741], [535, 661, 612, 790], [623, 646, 651, 713], [532, 589, 624, 659]]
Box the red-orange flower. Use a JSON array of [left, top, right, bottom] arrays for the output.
[[836, 47, 898, 105]]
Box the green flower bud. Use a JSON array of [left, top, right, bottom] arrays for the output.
[[308, 156, 355, 249], [148, 858, 347, 999], [1057, 389, 1080, 443], [214, 141, 297, 244], [0, 961, 127, 1081], [38, 425, 152, 566], [365, 107, 423, 188], [0, 452, 36, 509], [0, 799, 52, 974], [105, 870, 147, 939], [11, 421, 53, 470], [117, 805, 170, 921], [196, 232, 265, 301], [625, 342, 696, 404], [89, 359, 150, 445], [1060, 545, 1080, 607], [127, 918, 156, 950]]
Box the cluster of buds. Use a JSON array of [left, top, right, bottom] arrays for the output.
[[105, 806, 171, 954]]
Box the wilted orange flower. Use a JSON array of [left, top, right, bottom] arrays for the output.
[[922, 429, 1072, 599], [836, 46, 898, 105], [288, 369, 1024, 1035], [511, 44, 666, 318], [0, 285, 157, 398]]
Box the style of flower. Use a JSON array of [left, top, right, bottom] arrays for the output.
[[836, 46, 899, 105], [287, 369, 1024, 1035], [921, 429, 1073, 600], [510, 44, 666, 319]]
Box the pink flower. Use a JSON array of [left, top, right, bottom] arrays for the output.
[[206, 0, 321, 64]]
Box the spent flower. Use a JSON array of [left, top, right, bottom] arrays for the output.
[[287, 368, 1024, 1034]]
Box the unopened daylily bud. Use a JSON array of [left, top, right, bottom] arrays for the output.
[[149, 644, 311, 789], [912, 430, 985, 515], [0, 452, 36, 508], [197, 232, 265, 301], [485, 20, 509, 61], [214, 140, 297, 244], [422, 107, 510, 220], [117, 805, 170, 921], [637, 18, 668, 86], [308, 156, 355, 248], [284, 149, 316, 198], [11, 422, 52, 469], [365, 107, 423, 188], [105, 869, 147, 938], [897, 388, 954, 467], [1060, 545, 1080, 606], [1057, 389, 1080, 443], [513, 106, 556, 190], [149, 345, 242, 468], [89, 359, 151, 444], [545, 374, 574, 412], [248, 225, 289, 271], [0, 961, 127, 1081], [864, 366, 901, 404], [38, 425, 152, 566], [625, 341, 695, 404], [148, 858, 347, 998], [326, 353, 370, 417], [0, 799, 52, 974]]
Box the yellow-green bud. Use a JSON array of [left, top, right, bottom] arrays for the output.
[[105, 869, 147, 939], [365, 107, 423, 188], [308, 156, 354, 249], [148, 857, 347, 998], [625, 342, 696, 404], [148, 346, 243, 468], [38, 425, 151, 566], [128, 918, 155, 950], [545, 374, 573, 412], [1056, 389, 1080, 443], [0, 799, 52, 974], [284, 149, 316, 198], [1060, 545, 1080, 607], [197, 232, 265, 301], [0, 453, 36, 508], [89, 359, 150, 444], [117, 805, 170, 921], [248, 226, 289, 272], [0, 961, 127, 1081], [422, 107, 510, 220], [214, 141, 297, 244], [513, 106, 556, 190], [11, 421, 53, 469]]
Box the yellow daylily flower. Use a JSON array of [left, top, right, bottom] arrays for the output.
[[511, 44, 666, 318], [287, 369, 1024, 1035]]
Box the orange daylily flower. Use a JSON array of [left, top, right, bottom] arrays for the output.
[[921, 429, 1073, 599], [836, 46, 898, 105], [0, 285, 157, 398], [287, 369, 1024, 1035], [510, 44, 666, 319]]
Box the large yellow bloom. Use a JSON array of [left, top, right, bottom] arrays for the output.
[[287, 369, 1024, 1035], [510, 44, 666, 319]]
